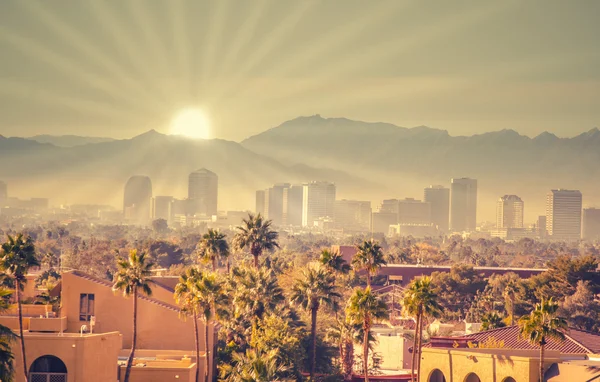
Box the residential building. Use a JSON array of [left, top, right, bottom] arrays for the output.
[[123, 175, 152, 223], [255, 190, 265, 215], [583, 207, 600, 241], [424, 185, 450, 232], [283, 184, 304, 226], [546, 189, 582, 241], [334, 199, 371, 231], [153, 196, 173, 221], [188, 168, 218, 217], [450, 178, 477, 232], [496, 195, 524, 229], [302, 181, 336, 227]]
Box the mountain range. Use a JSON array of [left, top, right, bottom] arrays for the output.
[[1, 115, 599, 221]]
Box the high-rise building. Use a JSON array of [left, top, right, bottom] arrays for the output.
[[424, 185, 450, 232], [302, 181, 336, 227], [398, 198, 431, 225], [264, 183, 290, 226], [334, 200, 371, 231], [371, 212, 398, 234], [0, 180, 7, 206], [496, 195, 524, 229], [546, 189, 582, 241], [450, 178, 478, 232], [582, 208, 600, 241], [188, 168, 218, 216], [123, 176, 153, 223], [153, 196, 174, 221], [255, 190, 266, 215], [284, 184, 304, 226], [537, 216, 547, 239]]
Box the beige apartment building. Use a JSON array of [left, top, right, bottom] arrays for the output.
[[1, 270, 214, 382]]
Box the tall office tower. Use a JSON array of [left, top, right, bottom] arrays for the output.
[[398, 198, 431, 225], [188, 168, 218, 216], [537, 216, 547, 239], [334, 200, 372, 231], [0, 180, 6, 206], [496, 195, 524, 229], [255, 190, 266, 215], [582, 208, 600, 241], [379, 199, 400, 214], [302, 181, 336, 227], [264, 183, 290, 226], [546, 189, 582, 241], [123, 176, 153, 223], [284, 184, 304, 226], [450, 178, 478, 232], [153, 196, 174, 221], [424, 185, 450, 232]]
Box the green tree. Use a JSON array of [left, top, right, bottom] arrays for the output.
[[503, 280, 519, 326], [220, 348, 289, 382], [198, 229, 230, 272], [0, 233, 40, 380], [402, 276, 441, 382], [519, 297, 567, 382], [481, 311, 507, 331], [326, 319, 356, 381], [352, 240, 386, 287], [233, 213, 279, 268], [290, 263, 340, 380], [320, 249, 351, 276], [112, 250, 154, 382], [0, 288, 16, 382], [346, 287, 388, 382]]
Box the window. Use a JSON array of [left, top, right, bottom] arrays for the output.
[[79, 293, 94, 321]]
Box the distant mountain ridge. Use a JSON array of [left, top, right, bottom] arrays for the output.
[[27, 134, 115, 147]]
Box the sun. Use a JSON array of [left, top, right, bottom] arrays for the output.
[[169, 108, 211, 139]]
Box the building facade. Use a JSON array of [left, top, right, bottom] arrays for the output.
[[264, 183, 290, 226], [334, 200, 372, 231], [123, 176, 153, 224], [450, 178, 478, 232], [546, 189, 582, 241], [583, 207, 600, 241], [424, 185, 450, 232], [496, 195, 524, 229], [302, 181, 336, 227], [255, 190, 265, 215], [283, 184, 304, 226], [153, 196, 173, 222], [188, 168, 218, 217]]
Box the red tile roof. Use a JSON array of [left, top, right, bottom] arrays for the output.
[[429, 325, 600, 354]]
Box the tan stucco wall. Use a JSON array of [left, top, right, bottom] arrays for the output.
[[12, 332, 122, 382], [419, 348, 561, 382], [119, 364, 197, 382], [60, 272, 215, 380]]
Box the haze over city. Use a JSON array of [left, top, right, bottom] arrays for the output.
[[1, 2, 600, 382]]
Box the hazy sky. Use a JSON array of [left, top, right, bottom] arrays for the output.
[[1, 0, 599, 141]]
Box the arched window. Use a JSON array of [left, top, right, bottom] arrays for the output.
[[29, 355, 67, 382], [502, 378, 517, 382], [429, 369, 447, 382], [465, 373, 481, 382]]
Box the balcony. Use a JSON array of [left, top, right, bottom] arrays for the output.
[[29, 316, 67, 332]]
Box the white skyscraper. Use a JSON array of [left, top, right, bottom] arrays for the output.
[[546, 189, 582, 241], [302, 181, 336, 227], [496, 195, 524, 229]]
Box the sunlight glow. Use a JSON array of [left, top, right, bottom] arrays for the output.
[[169, 108, 211, 139]]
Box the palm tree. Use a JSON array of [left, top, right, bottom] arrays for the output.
[[519, 298, 567, 382], [112, 250, 154, 382], [0, 233, 39, 380], [325, 319, 356, 382], [220, 348, 289, 382], [233, 213, 279, 268], [198, 229, 230, 271], [503, 280, 519, 326], [352, 240, 387, 287], [174, 267, 203, 382], [402, 276, 441, 382], [320, 249, 351, 276], [231, 266, 285, 323], [481, 311, 507, 331], [290, 263, 341, 380], [0, 287, 16, 382], [346, 287, 389, 382]]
